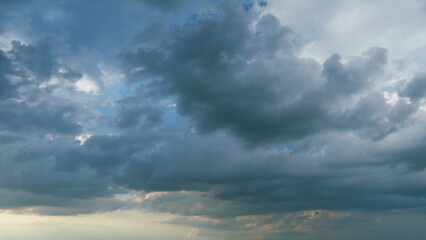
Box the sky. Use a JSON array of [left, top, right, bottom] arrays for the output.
[[2, 0, 426, 239]]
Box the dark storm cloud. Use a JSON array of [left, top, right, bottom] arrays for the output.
[[322, 47, 387, 97], [0, 0, 165, 213], [400, 74, 426, 101], [49, 124, 426, 217], [383, 139, 426, 171], [0, 16, 110, 209], [114, 96, 163, 129], [38, 0, 415, 218], [0, 134, 126, 214], [137, 0, 187, 11], [0, 50, 15, 99], [0, 102, 81, 134], [120, 3, 393, 144], [0, 189, 128, 216], [0, 41, 83, 135], [0, 0, 418, 219], [2, 0, 426, 228], [10, 40, 56, 81]]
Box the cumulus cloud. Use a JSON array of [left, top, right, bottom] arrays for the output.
[[0, 42, 84, 135], [400, 74, 426, 101], [100, 0, 426, 218], [2, 2, 426, 240], [119, 3, 404, 144]]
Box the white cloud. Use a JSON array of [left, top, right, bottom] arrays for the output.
[[75, 75, 100, 95], [268, 0, 426, 68]]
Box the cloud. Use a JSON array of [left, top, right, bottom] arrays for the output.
[[12, 0, 417, 219], [0, 33, 114, 211], [163, 209, 426, 240], [2, 4, 426, 240], [0, 41, 85, 135], [45, 121, 426, 218], [400, 74, 426, 101], [136, 0, 187, 11], [119, 3, 400, 144]]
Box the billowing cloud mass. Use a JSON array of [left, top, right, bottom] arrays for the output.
[[2, 0, 426, 239]]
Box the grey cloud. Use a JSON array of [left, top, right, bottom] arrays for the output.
[[47, 122, 426, 218], [0, 137, 113, 199], [400, 74, 426, 101], [63, 1, 422, 218], [114, 96, 163, 129], [0, 189, 129, 216], [0, 50, 15, 99], [2, 0, 426, 230], [0, 134, 25, 143], [120, 9, 323, 143], [120, 4, 393, 144], [0, 101, 81, 135], [0, 0, 34, 32], [10, 40, 56, 81], [0, 38, 111, 212], [137, 0, 187, 11], [385, 141, 426, 170], [0, 134, 130, 214], [418, 0, 426, 12], [0, 41, 85, 135], [329, 92, 412, 140], [323, 47, 387, 97]]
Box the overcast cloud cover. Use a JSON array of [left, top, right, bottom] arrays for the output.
[[2, 0, 426, 239]]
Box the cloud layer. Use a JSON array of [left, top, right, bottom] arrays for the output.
[[2, 0, 426, 239]]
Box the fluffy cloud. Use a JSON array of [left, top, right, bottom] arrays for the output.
[[119, 3, 407, 144], [2, 2, 426, 239], [0, 41, 84, 135]]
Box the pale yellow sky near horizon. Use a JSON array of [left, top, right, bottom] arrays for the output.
[[0, 210, 202, 240]]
